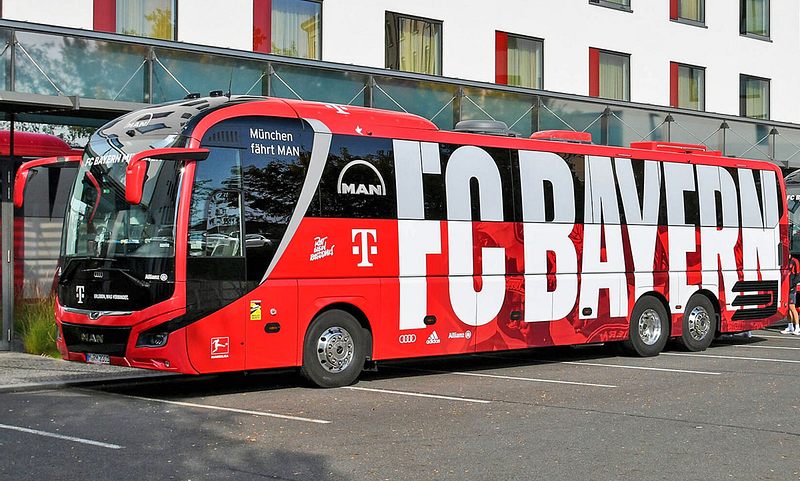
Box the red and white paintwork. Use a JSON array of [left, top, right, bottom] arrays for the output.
[[38, 98, 787, 374]]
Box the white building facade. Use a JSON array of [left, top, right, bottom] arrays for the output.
[[2, 0, 797, 122]]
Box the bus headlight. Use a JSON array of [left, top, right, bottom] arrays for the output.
[[136, 332, 169, 348]]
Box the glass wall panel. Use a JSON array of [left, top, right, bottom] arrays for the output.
[[663, 112, 725, 152], [539, 98, 607, 145], [269, 64, 367, 105], [15, 31, 149, 102], [152, 49, 267, 103], [606, 107, 669, 147], [372, 76, 456, 130], [774, 128, 800, 170], [723, 119, 771, 161], [461, 88, 536, 137]]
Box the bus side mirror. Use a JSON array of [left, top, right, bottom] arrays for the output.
[[125, 148, 209, 204], [14, 156, 82, 208]]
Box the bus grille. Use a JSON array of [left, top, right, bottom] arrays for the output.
[[61, 323, 131, 357]]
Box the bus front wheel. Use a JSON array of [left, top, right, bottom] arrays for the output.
[[301, 310, 366, 388], [623, 297, 669, 357]]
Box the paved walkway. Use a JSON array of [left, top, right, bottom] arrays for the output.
[[0, 352, 166, 392]]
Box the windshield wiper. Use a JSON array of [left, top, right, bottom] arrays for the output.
[[86, 266, 150, 289], [58, 257, 117, 286]]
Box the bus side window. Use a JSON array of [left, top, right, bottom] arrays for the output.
[[187, 147, 244, 258], [315, 136, 397, 220]]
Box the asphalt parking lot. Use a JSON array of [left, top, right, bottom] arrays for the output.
[[1, 329, 798, 481]]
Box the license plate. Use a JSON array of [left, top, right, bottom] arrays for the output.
[[86, 353, 110, 365]]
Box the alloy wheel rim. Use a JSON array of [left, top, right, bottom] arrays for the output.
[[316, 326, 354, 373], [638, 308, 662, 346], [687, 306, 711, 341]]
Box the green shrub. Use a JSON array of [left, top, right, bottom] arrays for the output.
[[15, 296, 59, 357]]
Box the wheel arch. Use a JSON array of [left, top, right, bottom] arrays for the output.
[[313, 302, 373, 361], [689, 289, 722, 333], [634, 291, 673, 339]]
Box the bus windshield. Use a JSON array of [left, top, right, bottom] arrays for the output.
[[63, 133, 184, 259]]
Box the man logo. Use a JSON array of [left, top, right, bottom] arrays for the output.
[[398, 334, 417, 344], [337, 159, 386, 196]]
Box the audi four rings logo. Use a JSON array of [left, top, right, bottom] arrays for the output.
[[398, 334, 417, 344]]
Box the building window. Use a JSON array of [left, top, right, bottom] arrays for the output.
[[93, 0, 176, 40], [589, 0, 632, 11], [670, 0, 705, 24], [741, 0, 769, 38], [495, 32, 543, 89], [253, 0, 320, 59], [385, 12, 442, 76], [589, 48, 630, 101], [740, 75, 769, 119], [670, 63, 705, 111]]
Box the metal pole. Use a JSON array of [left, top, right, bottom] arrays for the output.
[[1, 113, 15, 350], [600, 107, 611, 146], [453, 86, 464, 129]]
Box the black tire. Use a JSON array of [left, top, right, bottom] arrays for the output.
[[678, 295, 716, 352], [301, 310, 366, 388], [622, 296, 670, 357]]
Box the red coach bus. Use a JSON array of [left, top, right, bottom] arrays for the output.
[[15, 95, 789, 387]]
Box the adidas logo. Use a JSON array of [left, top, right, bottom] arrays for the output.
[[426, 331, 441, 345]]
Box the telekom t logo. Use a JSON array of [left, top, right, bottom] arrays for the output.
[[76, 285, 85, 304], [352, 229, 378, 267]]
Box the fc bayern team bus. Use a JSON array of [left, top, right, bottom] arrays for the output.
[[15, 94, 789, 388]]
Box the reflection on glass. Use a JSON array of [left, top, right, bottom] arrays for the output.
[[152, 49, 266, 103], [15, 31, 148, 101], [506, 35, 543, 89], [271, 0, 321, 59], [270, 64, 367, 104], [117, 0, 175, 40], [188, 147, 243, 258], [385, 12, 442, 75], [373, 76, 456, 130]]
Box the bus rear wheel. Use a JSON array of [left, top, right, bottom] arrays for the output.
[[623, 296, 669, 357], [678, 295, 716, 352], [301, 310, 366, 388]]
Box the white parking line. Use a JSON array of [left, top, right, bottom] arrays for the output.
[[747, 334, 800, 340], [125, 395, 331, 424], [343, 386, 491, 404], [561, 361, 721, 375], [0, 423, 123, 449], [448, 371, 617, 388], [662, 352, 800, 364], [734, 344, 800, 351]]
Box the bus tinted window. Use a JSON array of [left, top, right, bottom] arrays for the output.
[[315, 136, 396, 219]]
